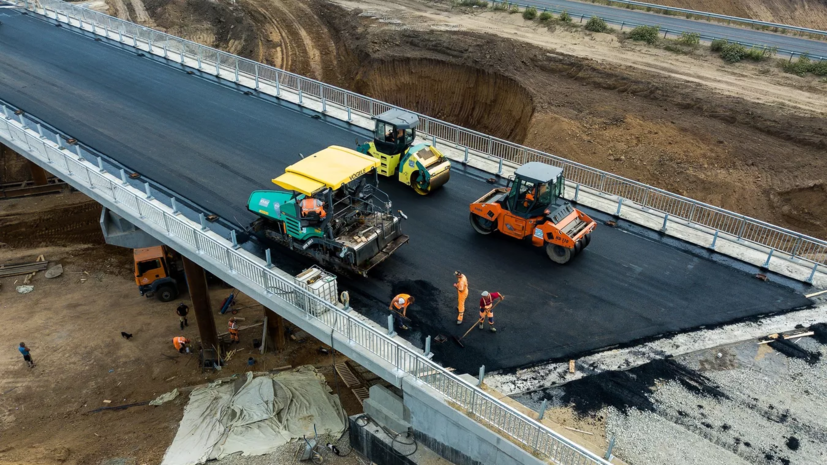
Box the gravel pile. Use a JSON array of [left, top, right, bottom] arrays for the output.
[[603, 340, 827, 465]]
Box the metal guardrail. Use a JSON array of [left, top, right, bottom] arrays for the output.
[[491, 0, 827, 59], [0, 101, 609, 465], [26, 0, 827, 273]]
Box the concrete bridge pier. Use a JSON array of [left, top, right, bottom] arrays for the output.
[[182, 256, 219, 353], [28, 159, 48, 185], [264, 307, 286, 352]]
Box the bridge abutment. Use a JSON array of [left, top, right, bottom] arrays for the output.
[[182, 256, 219, 352]]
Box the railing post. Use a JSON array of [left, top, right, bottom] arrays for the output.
[[574, 184, 580, 202], [347, 107, 352, 122], [497, 158, 503, 176], [199, 213, 208, 231], [736, 217, 747, 241], [144, 182, 154, 200], [234, 61, 239, 83], [37, 123, 45, 139], [463, 146, 469, 163], [762, 248, 774, 269], [299, 89, 303, 105], [197, 47, 202, 70], [478, 365, 485, 386], [710, 230, 719, 250], [74, 143, 82, 159], [424, 336, 432, 358], [605, 435, 616, 460], [215, 54, 220, 76], [276, 75, 281, 96], [120, 168, 128, 185], [231, 230, 240, 249], [387, 314, 395, 337], [661, 213, 669, 232], [254, 65, 259, 90], [538, 399, 548, 420], [226, 248, 234, 271], [615, 197, 623, 217], [163, 41, 168, 59], [807, 263, 818, 284], [687, 204, 696, 224], [97, 156, 105, 172], [171, 197, 179, 215], [3, 106, 11, 120], [265, 248, 273, 268], [322, 96, 327, 113], [193, 229, 201, 253], [790, 237, 802, 259]]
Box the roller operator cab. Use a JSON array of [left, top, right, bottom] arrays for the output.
[[247, 146, 409, 276], [356, 109, 451, 195], [469, 162, 596, 264]]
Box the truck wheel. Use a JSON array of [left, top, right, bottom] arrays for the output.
[[575, 240, 583, 255], [470, 213, 496, 235], [546, 244, 573, 264], [583, 232, 592, 247], [157, 284, 178, 302]]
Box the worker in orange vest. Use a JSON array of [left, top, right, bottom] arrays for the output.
[[479, 291, 504, 332], [453, 271, 468, 325], [300, 197, 327, 220], [389, 294, 414, 331], [173, 336, 191, 353], [228, 317, 240, 344]]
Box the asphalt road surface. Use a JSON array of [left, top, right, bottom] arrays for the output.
[[527, 0, 827, 57], [0, 14, 812, 373]]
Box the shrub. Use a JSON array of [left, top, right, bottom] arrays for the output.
[[584, 16, 609, 33], [559, 10, 572, 22], [744, 47, 770, 61], [539, 11, 552, 21], [523, 6, 537, 20], [458, 0, 489, 6], [586, 16, 609, 32], [710, 38, 727, 52], [719, 43, 747, 63], [509, 3, 519, 13], [811, 60, 827, 76], [678, 32, 700, 47], [493, 1, 508, 11], [628, 25, 660, 44]]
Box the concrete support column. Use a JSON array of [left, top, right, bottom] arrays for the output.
[[28, 160, 49, 185], [264, 307, 286, 351], [182, 256, 218, 351]]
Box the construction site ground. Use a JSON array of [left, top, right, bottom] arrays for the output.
[[0, 193, 365, 465]]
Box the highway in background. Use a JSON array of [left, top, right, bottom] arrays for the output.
[[518, 0, 827, 57]]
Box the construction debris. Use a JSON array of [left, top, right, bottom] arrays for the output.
[[149, 388, 179, 406], [45, 264, 64, 279], [16, 285, 34, 294], [0, 260, 49, 278]]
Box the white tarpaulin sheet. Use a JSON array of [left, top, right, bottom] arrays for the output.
[[160, 366, 346, 465]]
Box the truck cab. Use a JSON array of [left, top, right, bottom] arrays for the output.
[[134, 246, 180, 302]]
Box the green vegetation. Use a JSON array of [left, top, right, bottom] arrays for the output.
[[539, 11, 552, 21], [458, 0, 489, 6], [509, 3, 519, 13], [710, 39, 727, 52], [584, 16, 609, 33], [678, 32, 700, 47], [523, 6, 537, 20], [628, 25, 660, 44], [719, 43, 747, 63], [559, 10, 571, 22], [493, 1, 508, 11], [782, 54, 827, 76]]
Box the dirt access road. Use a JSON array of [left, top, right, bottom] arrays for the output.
[[0, 193, 362, 465], [103, 0, 827, 241]]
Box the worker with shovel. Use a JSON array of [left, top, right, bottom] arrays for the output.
[[389, 294, 414, 331], [479, 291, 504, 332], [173, 336, 191, 354], [454, 271, 468, 325]]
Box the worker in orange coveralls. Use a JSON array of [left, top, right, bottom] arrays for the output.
[[228, 317, 240, 344], [453, 271, 468, 325]]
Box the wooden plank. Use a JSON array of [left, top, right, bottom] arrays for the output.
[[351, 387, 369, 406], [0, 261, 49, 278], [335, 362, 361, 388], [759, 331, 814, 344]]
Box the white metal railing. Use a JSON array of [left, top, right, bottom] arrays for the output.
[[28, 0, 827, 278], [0, 101, 610, 464]]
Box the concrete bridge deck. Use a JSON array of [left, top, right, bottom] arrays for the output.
[[0, 13, 811, 374]]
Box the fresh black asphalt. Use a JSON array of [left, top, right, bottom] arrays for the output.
[[0, 14, 812, 373]]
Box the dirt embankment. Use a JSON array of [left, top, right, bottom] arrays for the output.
[[110, 0, 827, 239], [649, 0, 827, 30]]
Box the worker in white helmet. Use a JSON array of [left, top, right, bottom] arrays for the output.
[[389, 293, 414, 331], [479, 291, 504, 332]]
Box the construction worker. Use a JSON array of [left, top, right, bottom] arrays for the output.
[[389, 294, 414, 331], [173, 336, 191, 354], [479, 291, 504, 332], [453, 271, 468, 325], [18, 342, 34, 368], [176, 302, 189, 330], [228, 317, 240, 344], [300, 197, 327, 220]]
